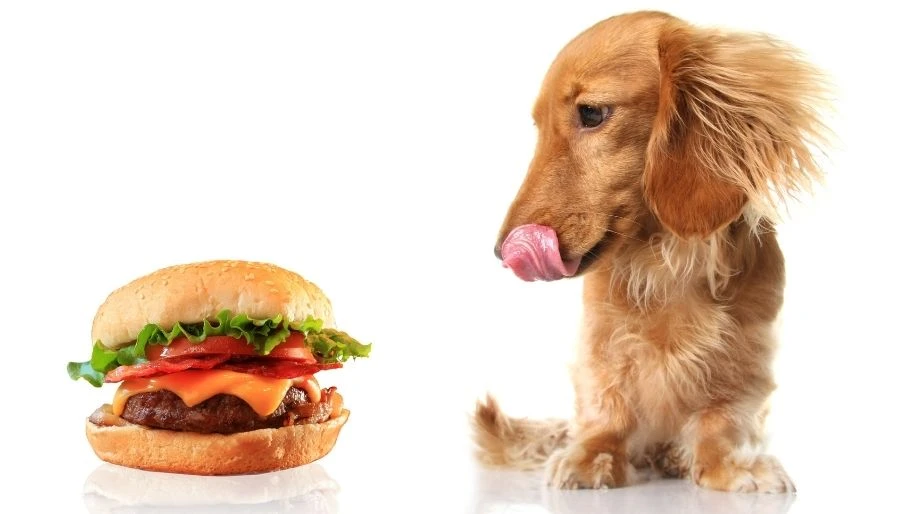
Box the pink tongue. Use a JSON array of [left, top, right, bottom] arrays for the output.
[[500, 224, 581, 282]]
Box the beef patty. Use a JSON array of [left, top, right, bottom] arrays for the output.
[[91, 386, 333, 434]]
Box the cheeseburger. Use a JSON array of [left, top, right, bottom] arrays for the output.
[[67, 260, 371, 475]]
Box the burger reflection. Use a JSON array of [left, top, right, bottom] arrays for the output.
[[83, 463, 339, 513]]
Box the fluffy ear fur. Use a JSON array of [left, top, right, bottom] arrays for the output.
[[644, 21, 832, 239]]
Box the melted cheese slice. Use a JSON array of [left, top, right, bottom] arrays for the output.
[[112, 370, 299, 417], [294, 375, 323, 405]]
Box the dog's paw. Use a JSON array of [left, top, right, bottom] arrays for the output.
[[545, 444, 629, 489], [693, 454, 795, 493]]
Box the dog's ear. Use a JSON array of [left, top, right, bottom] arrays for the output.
[[644, 21, 832, 239]]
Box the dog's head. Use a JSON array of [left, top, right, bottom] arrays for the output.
[[496, 11, 830, 281]]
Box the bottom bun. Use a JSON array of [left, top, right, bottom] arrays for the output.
[[85, 405, 349, 475]]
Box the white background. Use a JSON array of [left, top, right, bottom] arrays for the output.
[[1, 1, 912, 513]]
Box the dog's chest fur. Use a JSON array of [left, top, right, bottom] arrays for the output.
[[576, 239, 773, 448]]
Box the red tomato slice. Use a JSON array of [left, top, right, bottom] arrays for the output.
[[147, 332, 315, 362], [104, 355, 340, 383]]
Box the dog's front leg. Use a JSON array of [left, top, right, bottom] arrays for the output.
[[545, 377, 636, 489], [687, 407, 795, 493]]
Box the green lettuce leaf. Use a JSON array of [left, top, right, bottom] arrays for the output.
[[307, 329, 373, 362], [67, 309, 371, 387], [67, 361, 105, 387]]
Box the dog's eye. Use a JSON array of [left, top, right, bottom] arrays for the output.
[[578, 105, 610, 128]]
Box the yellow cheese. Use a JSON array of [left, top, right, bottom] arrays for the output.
[[112, 370, 294, 417], [294, 375, 322, 404]]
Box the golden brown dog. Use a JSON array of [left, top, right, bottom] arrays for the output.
[[472, 11, 831, 493]]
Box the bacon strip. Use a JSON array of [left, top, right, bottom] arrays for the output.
[[105, 355, 232, 383], [216, 359, 342, 378]]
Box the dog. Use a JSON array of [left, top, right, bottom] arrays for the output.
[[472, 10, 831, 493]]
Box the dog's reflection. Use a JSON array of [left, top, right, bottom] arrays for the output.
[[471, 467, 795, 514], [83, 462, 339, 513]]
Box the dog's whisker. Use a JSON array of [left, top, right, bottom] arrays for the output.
[[606, 214, 644, 226], [567, 211, 645, 226], [592, 213, 645, 226], [605, 228, 646, 243]]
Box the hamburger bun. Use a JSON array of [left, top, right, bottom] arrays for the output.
[[91, 260, 335, 349], [86, 405, 349, 475]]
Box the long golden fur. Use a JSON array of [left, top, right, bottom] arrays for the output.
[[472, 11, 831, 493]]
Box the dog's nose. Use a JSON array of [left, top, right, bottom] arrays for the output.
[[493, 241, 503, 260]]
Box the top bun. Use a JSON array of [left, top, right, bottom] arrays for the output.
[[92, 260, 335, 349]]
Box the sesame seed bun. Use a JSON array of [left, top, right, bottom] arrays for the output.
[[91, 260, 335, 349]]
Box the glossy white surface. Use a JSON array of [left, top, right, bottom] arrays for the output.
[[80, 464, 803, 514], [471, 470, 798, 514]]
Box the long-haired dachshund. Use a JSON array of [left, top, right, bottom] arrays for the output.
[[473, 10, 831, 493]]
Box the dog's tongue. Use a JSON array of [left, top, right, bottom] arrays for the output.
[[500, 224, 581, 282]]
